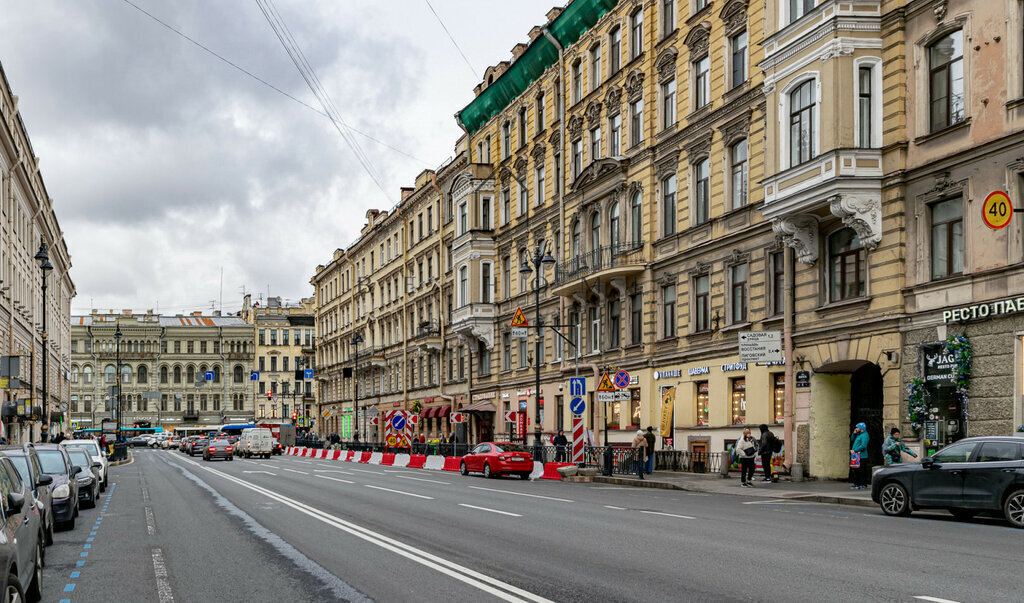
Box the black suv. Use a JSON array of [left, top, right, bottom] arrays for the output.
[[33, 444, 81, 530], [871, 436, 1024, 527], [0, 444, 54, 546]]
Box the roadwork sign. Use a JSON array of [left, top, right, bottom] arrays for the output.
[[597, 372, 616, 392], [510, 307, 528, 327], [738, 331, 783, 363]]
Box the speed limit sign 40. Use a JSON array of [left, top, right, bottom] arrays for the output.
[[982, 191, 1013, 230]]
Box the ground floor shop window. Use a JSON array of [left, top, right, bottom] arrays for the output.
[[606, 401, 620, 429], [731, 378, 746, 425], [630, 389, 641, 428], [696, 381, 709, 425], [773, 373, 785, 424]]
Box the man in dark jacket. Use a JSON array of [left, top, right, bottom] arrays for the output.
[[758, 424, 776, 482], [552, 430, 568, 462], [643, 427, 656, 473]]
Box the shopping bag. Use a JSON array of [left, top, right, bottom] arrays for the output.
[[850, 452, 861, 468]]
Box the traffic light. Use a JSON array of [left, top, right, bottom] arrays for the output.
[[266, 390, 272, 400], [291, 411, 297, 421]]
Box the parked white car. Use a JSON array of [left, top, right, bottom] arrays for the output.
[[60, 439, 109, 492]]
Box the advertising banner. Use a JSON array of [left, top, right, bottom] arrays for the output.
[[659, 386, 675, 438]]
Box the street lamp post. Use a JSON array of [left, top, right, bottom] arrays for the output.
[[350, 334, 363, 445], [519, 243, 556, 461], [114, 325, 122, 443], [34, 242, 53, 441]]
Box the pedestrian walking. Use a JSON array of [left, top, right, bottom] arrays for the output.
[[631, 429, 647, 477], [850, 422, 870, 489], [882, 427, 916, 466], [643, 426, 656, 473], [553, 429, 568, 462], [736, 428, 759, 487], [758, 424, 778, 482]]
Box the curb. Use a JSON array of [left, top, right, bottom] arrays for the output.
[[592, 476, 876, 508], [109, 452, 134, 467]]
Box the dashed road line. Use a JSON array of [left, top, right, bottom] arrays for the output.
[[364, 484, 433, 500], [316, 475, 355, 485], [151, 547, 175, 602], [281, 468, 309, 475], [145, 506, 156, 535], [914, 597, 962, 603], [458, 504, 522, 517], [604, 505, 627, 510], [639, 511, 695, 520], [395, 475, 450, 485], [467, 486, 573, 503]]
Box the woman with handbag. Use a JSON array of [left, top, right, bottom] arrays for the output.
[[850, 422, 870, 489], [736, 428, 759, 487]]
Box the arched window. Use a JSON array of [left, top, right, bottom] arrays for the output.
[[828, 228, 866, 302], [519, 249, 530, 293], [137, 365, 148, 384], [213, 365, 221, 383], [790, 80, 815, 166], [186, 365, 195, 384], [173, 366, 182, 384], [71, 365, 79, 384], [631, 191, 642, 246], [590, 212, 601, 252], [105, 365, 116, 384], [160, 366, 168, 384], [609, 202, 620, 249], [83, 365, 93, 384], [571, 220, 581, 257], [120, 364, 132, 384], [233, 365, 244, 383]]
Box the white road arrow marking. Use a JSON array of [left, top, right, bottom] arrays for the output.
[[243, 470, 276, 475]]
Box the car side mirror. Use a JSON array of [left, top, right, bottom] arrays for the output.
[[6, 492, 24, 514], [36, 474, 53, 487], [71, 466, 82, 476], [93, 462, 102, 469], [921, 457, 934, 468]]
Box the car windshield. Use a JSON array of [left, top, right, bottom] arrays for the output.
[[65, 441, 100, 456], [38, 450, 68, 474], [68, 450, 91, 468], [932, 442, 976, 463], [493, 444, 528, 453], [7, 456, 30, 485], [211, 440, 228, 446]]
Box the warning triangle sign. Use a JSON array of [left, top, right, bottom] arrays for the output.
[[597, 372, 616, 392], [510, 307, 528, 327]]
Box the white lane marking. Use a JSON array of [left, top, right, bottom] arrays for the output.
[[314, 469, 355, 475], [640, 511, 695, 520], [742, 499, 806, 505], [458, 503, 522, 517], [591, 487, 630, 490], [145, 506, 156, 535], [468, 486, 573, 503], [151, 547, 175, 602], [604, 505, 627, 510], [317, 475, 355, 485], [142, 486, 150, 502], [282, 468, 309, 475], [914, 597, 962, 603], [349, 468, 386, 475], [243, 471, 276, 475], [364, 484, 434, 500], [258, 464, 281, 469], [395, 475, 451, 485], [176, 458, 548, 602]]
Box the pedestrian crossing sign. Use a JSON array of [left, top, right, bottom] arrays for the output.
[[510, 307, 528, 327], [597, 372, 616, 392]]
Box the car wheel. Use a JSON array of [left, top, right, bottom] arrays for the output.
[[949, 508, 977, 521], [879, 482, 912, 517], [460, 461, 468, 476], [26, 541, 42, 602], [520, 472, 530, 480], [483, 463, 492, 479], [100, 480, 106, 493], [4, 571, 24, 603], [45, 516, 53, 546], [1004, 489, 1024, 529]]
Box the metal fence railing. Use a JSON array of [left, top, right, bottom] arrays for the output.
[[582, 446, 645, 477], [653, 450, 726, 474]]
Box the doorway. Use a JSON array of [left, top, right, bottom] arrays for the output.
[[849, 363, 883, 468]]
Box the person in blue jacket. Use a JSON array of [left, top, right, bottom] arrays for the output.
[[850, 422, 870, 489]]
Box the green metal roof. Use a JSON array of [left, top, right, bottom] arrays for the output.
[[456, 0, 619, 135]]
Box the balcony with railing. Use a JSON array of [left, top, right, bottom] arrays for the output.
[[450, 303, 495, 349], [551, 242, 646, 296], [412, 320, 442, 352]]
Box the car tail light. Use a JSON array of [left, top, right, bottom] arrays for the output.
[[226, 447, 233, 452], [208, 447, 215, 452], [499, 456, 509, 461]]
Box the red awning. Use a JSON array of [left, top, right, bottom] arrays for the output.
[[436, 406, 451, 417], [422, 406, 438, 418]]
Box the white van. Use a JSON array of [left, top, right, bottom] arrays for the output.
[[240, 428, 273, 459]]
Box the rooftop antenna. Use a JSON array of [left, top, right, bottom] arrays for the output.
[[219, 267, 224, 314]]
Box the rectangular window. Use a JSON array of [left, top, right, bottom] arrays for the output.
[[731, 31, 747, 88], [609, 114, 621, 156], [572, 61, 583, 103], [662, 0, 674, 37], [662, 78, 676, 128], [773, 373, 785, 424], [481, 263, 492, 303], [481, 196, 491, 229], [518, 107, 527, 148], [589, 307, 600, 353], [789, 0, 815, 23], [518, 180, 528, 216], [519, 337, 527, 369], [502, 188, 511, 225], [630, 99, 643, 146], [662, 174, 677, 236], [609, 27, 621, 73], [730, 139, 748, 209], [535, 166, 545, 207], [590, 44, 602, 91], [696, 381, 709, 425], [572, 139, 583, 178], [931, 197, 964, 279], [771, 251, 785, 316], [662, 284, 676, 338], [828, 230, 866, 301], [630, 10, 644, 58], [929, 30, 965, 132], [694, 158, 710, 224], [606, 401, 621, 430], [731, 378, 746, 425], [503, 256, 511, 298], [693, 56, 709, 109], [458, 346, 465, 379], [630, 293, 642, 345], [858, 66, 873, 147], [590, 127, 601, 161], [459, 202, 468, 235], [536, 93, 545, 135], [478, 342, 490, 376], [608, 299, 621, 349], [502, 122, 511, 158], [789, 80, 816, 167], [695, 274, 710, 332], [730, 264, 747, 324], [503, 333, 512, 371]]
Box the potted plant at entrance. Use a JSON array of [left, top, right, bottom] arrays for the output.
[[906, 378, 929, 437]]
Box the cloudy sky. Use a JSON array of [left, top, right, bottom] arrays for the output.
[[0, 0, 555, 315]]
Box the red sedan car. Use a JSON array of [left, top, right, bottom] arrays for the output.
[[460, 443, 533, 479]]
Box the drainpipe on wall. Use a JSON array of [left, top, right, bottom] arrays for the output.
[[783, 246, 795, 472], [429, 173, 450, 438]]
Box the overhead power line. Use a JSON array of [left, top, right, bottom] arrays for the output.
[[118, 0, 427, 164], [423, 0, 478, 79]]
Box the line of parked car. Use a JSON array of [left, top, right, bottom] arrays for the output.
[[175, 428, 282, 461], [0, 439, 110, 601]]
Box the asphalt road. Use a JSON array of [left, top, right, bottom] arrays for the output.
[[42, 449, 1023, 602]]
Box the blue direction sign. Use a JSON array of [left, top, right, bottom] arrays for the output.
[[304, 368, 314, 379], [569, 396, 586, 416], [392, 414, 406, 431], [614, 370, 630, 389], [250, 370, 259, 381], [205, 371, 215, 382], [568, 377, 586, 398]]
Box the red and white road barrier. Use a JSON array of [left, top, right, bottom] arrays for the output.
[[540, 462, 575, 480], [392, 453, 410, 468], [442, 456, 461, 472], [529, 462, 544, 480], [407, 454, 427, 469], [368, 452, 383, 465], [380, 453, 396, 466], [423, 455, 445, 470]]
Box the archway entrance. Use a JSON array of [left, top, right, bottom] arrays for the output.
[[849, 363, 884, 468], [809, 360, 884, 478]]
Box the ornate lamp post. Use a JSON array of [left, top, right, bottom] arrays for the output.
[[519, 243, 556, 461], [114, 325, 122, 443], [350, 333, 363, 444], [34, 242, 53, 440]]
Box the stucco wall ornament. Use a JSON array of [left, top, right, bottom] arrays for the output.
[[829, 194, 882, 249], [772, 215, 819, 264]]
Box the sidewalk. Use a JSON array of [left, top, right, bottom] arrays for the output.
[[593, 471, 875, 508]]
